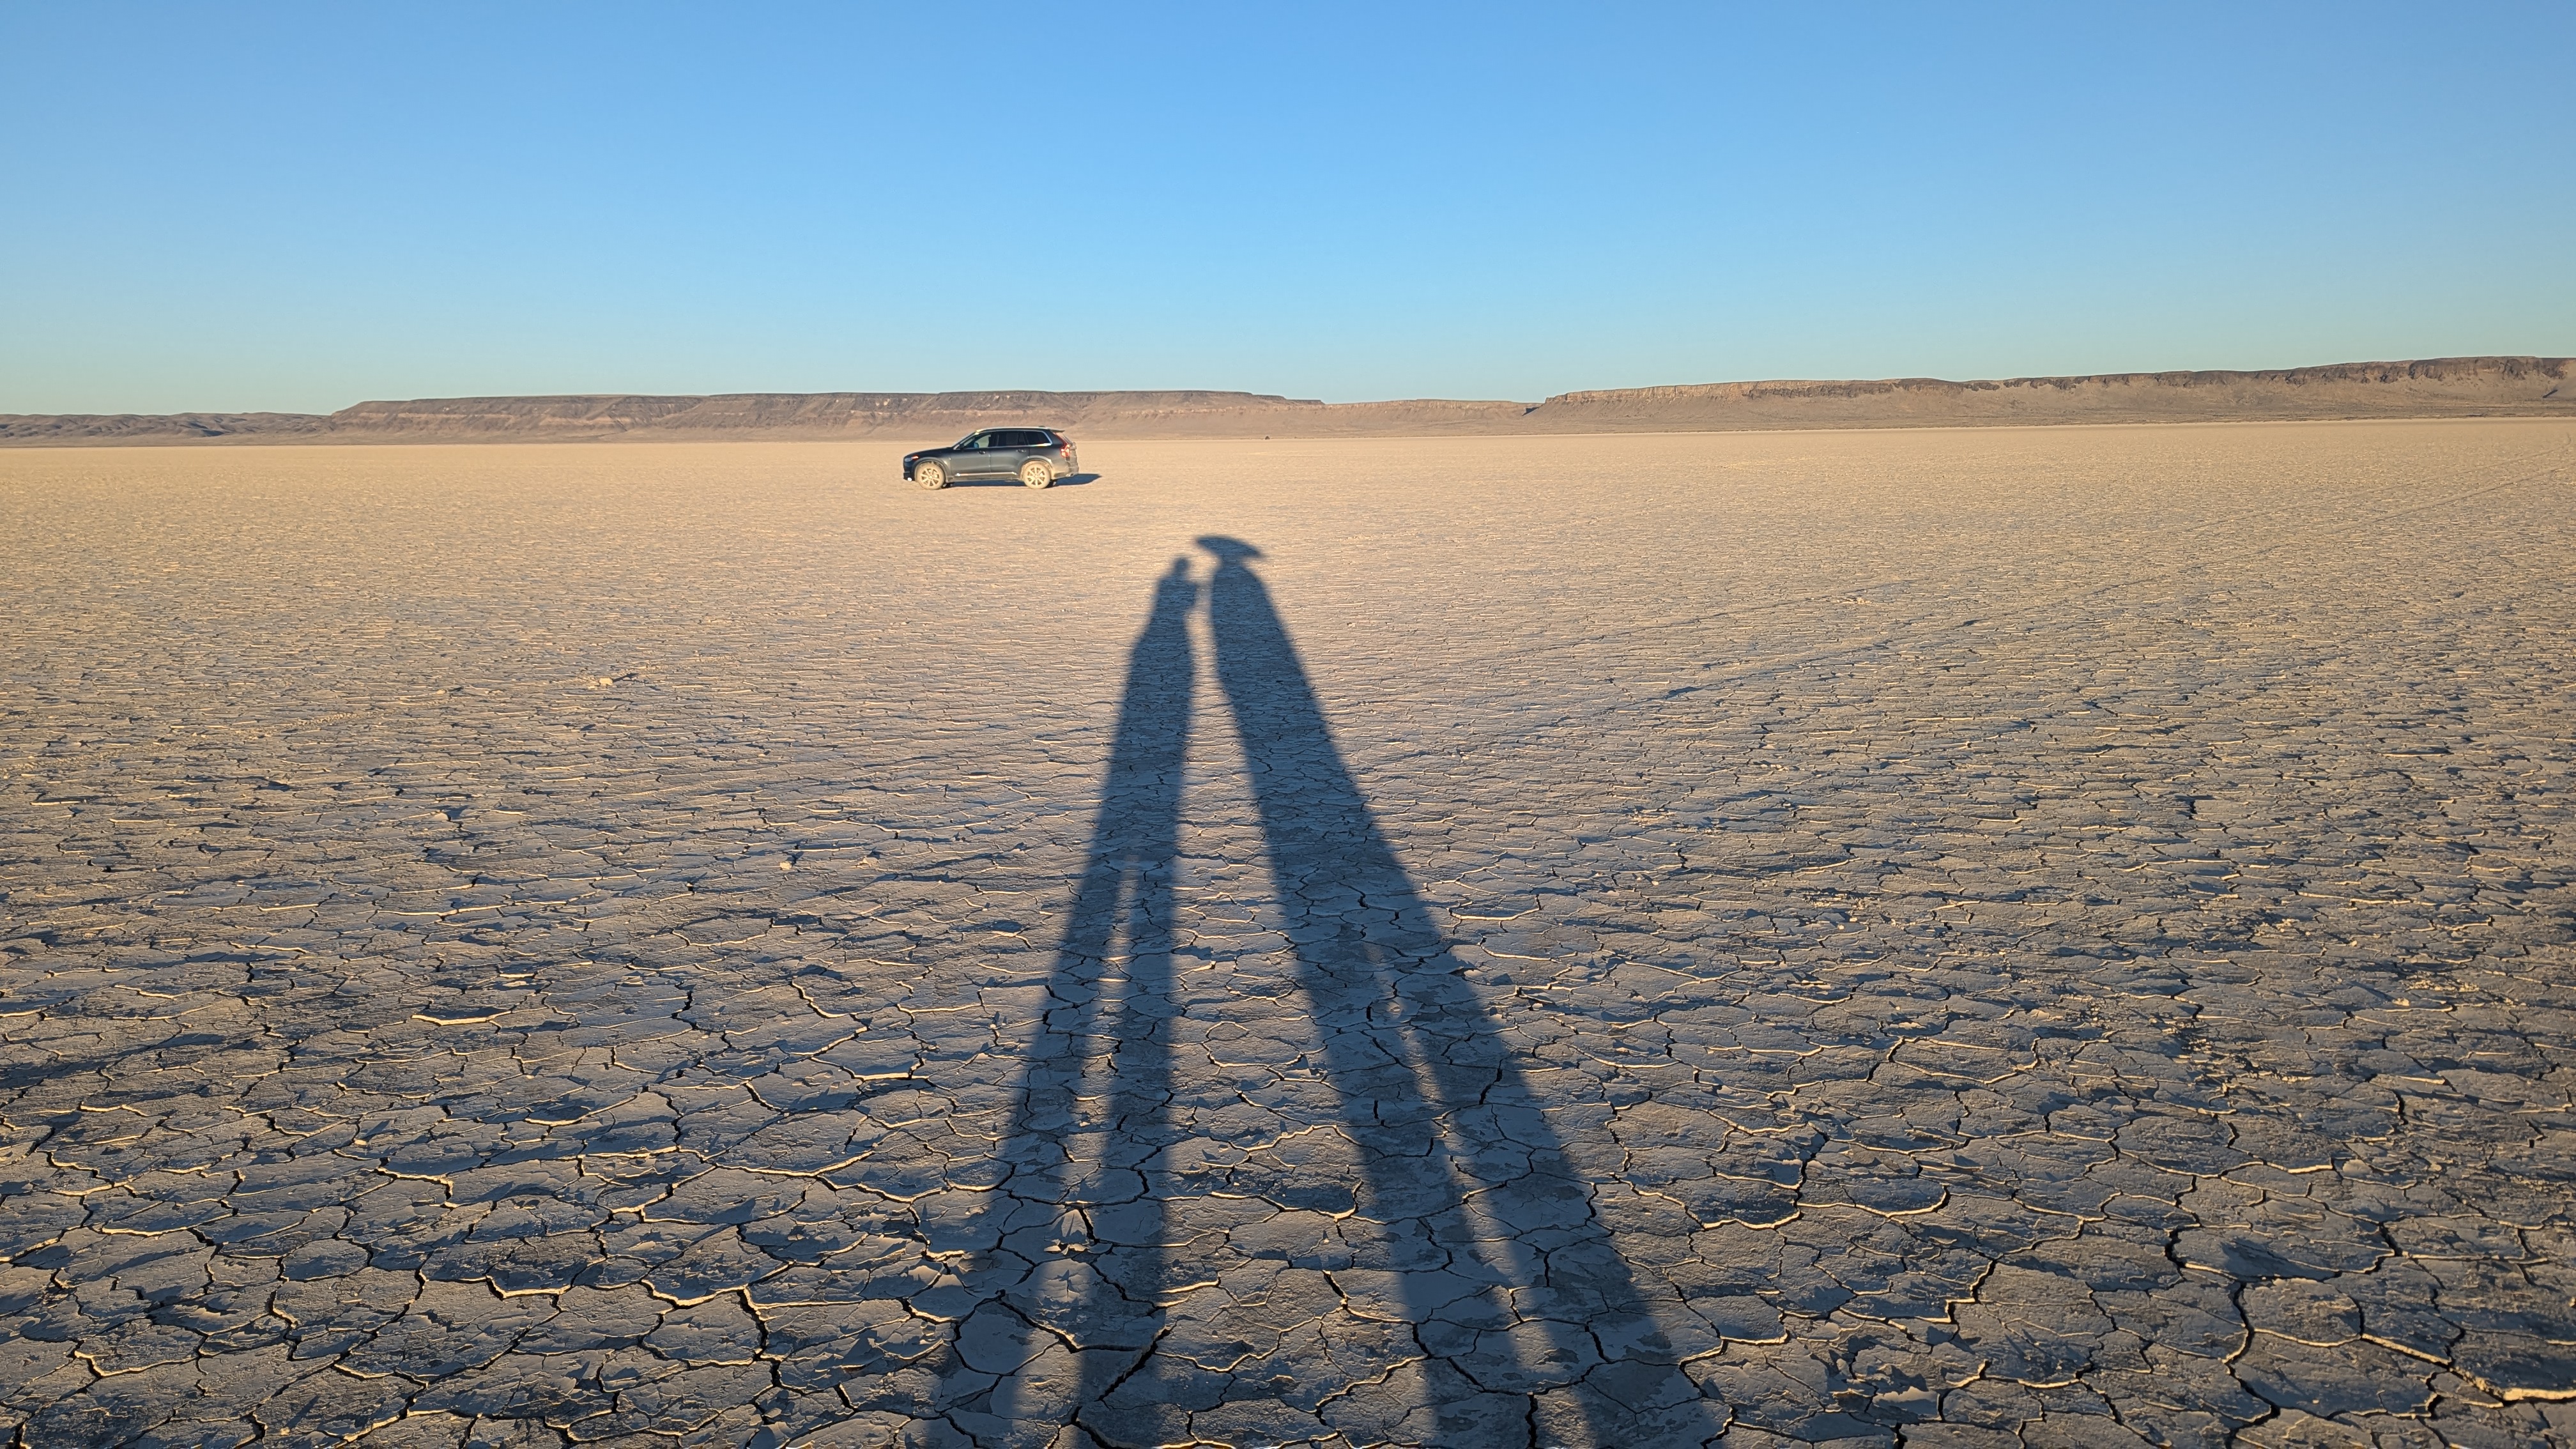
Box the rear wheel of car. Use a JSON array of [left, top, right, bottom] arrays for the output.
[[1020, 459, 1053, 489], [917, 463, 947, 489]]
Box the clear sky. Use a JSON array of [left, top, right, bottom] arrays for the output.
[[5, 2, 2569, 413]]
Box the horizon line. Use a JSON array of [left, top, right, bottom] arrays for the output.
[[8, 353, 2572, 420]]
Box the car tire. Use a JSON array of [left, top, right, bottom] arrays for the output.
[[917, 463, 947, 490], [1020, 459, 1054, 489]]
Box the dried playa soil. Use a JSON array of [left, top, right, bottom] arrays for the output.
[[3, 422, 2575, 1447]]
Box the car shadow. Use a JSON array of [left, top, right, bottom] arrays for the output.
[[924, 542, 1715, 1446], [938, 471, 1100, 489]]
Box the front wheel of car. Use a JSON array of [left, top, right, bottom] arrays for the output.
[[917, 463, 947, 490], [1020, 460, 1053, 489]]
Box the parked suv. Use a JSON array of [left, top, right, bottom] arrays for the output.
[[905, 428, 1078, 489]]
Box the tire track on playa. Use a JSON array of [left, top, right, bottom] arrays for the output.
[[1594, 445, 2576, 700], [1308, 444, 2565, 717]]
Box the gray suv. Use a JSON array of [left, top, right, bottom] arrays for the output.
[[904, 428, 1079, 489]]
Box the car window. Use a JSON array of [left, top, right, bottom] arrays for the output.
[[960, 433, 989, 449], [999, 431, 1039, 448]]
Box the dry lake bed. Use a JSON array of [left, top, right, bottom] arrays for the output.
[[4, 421, 2575, 1448]]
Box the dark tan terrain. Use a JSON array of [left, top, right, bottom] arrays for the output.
[[3, 422, 2574, 1446]]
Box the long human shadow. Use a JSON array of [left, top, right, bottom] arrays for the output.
[[1197, 537, 1712, 1445], [934, 544, 1711, 1446], [933, 558, 1194, 1443]]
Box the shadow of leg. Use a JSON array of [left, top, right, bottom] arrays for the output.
[[932, 558, 1197, 1446], [1199, 535, 1719, 1447]]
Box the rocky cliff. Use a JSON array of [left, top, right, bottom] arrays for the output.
[[1524, 356, 2576, 430], [6, 357, 2567, 445], [318, 390, 1538, 439], [0, 411, 332, 443]]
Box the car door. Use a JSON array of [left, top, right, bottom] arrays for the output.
[[953, 431, 1000, 477], [986, 429, 1036, 477]]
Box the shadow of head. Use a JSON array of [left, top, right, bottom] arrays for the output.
[[1197, 536, 1262, 565]]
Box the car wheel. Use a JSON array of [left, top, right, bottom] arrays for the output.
[[917, 462, 947, 490], [1020, 459, 1053, 489]]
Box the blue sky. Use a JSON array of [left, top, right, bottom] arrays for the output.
[[4, 2, 2569, 412]]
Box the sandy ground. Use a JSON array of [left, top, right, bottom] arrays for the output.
[[3, 422, 2574, 1447]]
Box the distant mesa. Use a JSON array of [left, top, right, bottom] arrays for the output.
[[5, 357, 2569, 445], [0, 410, 339, 443]]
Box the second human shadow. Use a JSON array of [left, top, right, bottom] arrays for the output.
[[932, 539, 1714, 1448]]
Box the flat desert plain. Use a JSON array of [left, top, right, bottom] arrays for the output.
[[4, 420, 2574, 1449]]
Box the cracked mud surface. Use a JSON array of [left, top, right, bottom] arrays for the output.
[[4, 422, 2575, 1447]]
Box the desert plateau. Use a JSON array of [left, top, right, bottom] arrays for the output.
[[4, 356, 2571, 447], [5, 420, 2573, 1445]]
